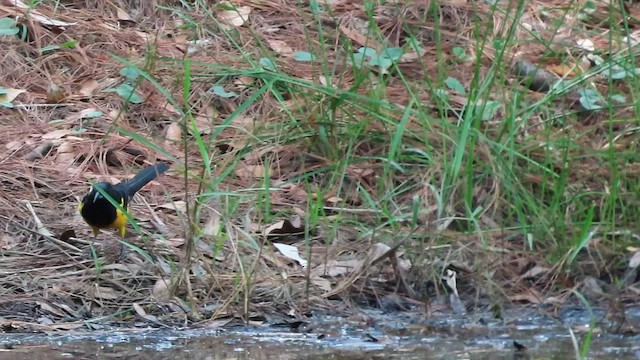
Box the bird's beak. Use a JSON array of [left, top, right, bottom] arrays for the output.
[[93, 190, 102, 203]]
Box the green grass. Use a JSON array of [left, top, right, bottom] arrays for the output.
[[82, 0, 640, 325]]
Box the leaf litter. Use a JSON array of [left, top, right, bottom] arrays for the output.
[[0, 0, 637, 336]]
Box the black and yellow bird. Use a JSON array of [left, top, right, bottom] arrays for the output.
[[79, 163, 170, 237]]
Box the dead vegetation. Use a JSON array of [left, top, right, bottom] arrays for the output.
[[0, 0, 639, 333]]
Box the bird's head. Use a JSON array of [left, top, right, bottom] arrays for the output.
[[84, 182, 116, 203]]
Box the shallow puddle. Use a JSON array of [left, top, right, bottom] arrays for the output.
[[1, 308, 639, 359]]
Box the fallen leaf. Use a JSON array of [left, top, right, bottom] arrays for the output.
[[235, 162, 266, 179], [311, 276, 332, 291], [508, 288, 543, 304], [5, 140, 24, 151], [116, 7, 133, 21], [79, 80, 100, 96], [89, 285, 122, 300], [9, 0, 77, 27], [217, 5, 251, 28], [235, 76, 255, 87], [263, 217, 304, 238], [273, 243, 307, 268], [56, 141, 75, 166], [165, 123, 182, 144], [36, 301, 67, 317], [41, 129, 74, 140], [133, 303, 157, 322], [520, 265, 549, 279], [313, 259, 364, 277], [267, 39, 293, 56], [152, 278, 172, 302], [158, 200, 187, 213], [0, 88, 26, 103]]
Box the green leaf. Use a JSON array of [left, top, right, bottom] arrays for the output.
[[480, 101, 502, 121], [452, 46, 471, 61], [445, 77, 466, 95], [357, 47, 378, 57], [40, 44, 61, 53], [381, 47, 403, 61], [610, 94, 626, 104], [369, 55, 392, 70], [210, 85, 237, 98], [293, 51, 316, 62], [348, 53, 368, 68], [113, 83, 144, 103], [0, 18, 15, 28], [82, 110, 103, 119], [60, 40, 77, 49], [120, 66, 141, 81], [577, 88, 604, 110], [0, 17, 19, 36], [493, 38, 506, 52], [259, 58, 277, 71]]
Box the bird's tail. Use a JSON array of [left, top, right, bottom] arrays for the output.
[[123, 163, 170, 197]]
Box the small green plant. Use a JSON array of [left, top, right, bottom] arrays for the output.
[[0, 17, 18, 36], [104, 65, 145, 104], [40, 40, 77, 54], [348, 46, 404, 73]]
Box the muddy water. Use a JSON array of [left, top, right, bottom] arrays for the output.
[[1, 308, 639, 359]]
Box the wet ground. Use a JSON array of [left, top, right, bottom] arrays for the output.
[[1, 307, 639, 359]]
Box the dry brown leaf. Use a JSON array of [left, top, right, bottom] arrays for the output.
[[79, 80, 100, 96], [153, 237, 184, 248], [217, 4, 251, 28], [520, 265, 549, 279], [158, 200, 187, 213], [267, 39, 293, 56], [55, 141, 75, 166], [339, 22, 383, 49], [235, 163, 266, 179], [263, 217, 304, 237], [152, 279, 172, 302], [9, 0, 77, 27], [41, 129, 75, 140], [116, 7, 133, 21], [165, 123, 182, 145], [325, 196, 343, 205], [0, 88, 26, 103], [399, 49, 426, 63], [36, 301, 67, 317], [313, 259, 364, 277], [133, 303, 157, 322], [508, 288, 543, 304], [5, 140, 24, 151], [235, 76, 255, 87], [311, 276, 332, 291], [90, 285, 122, 300]]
